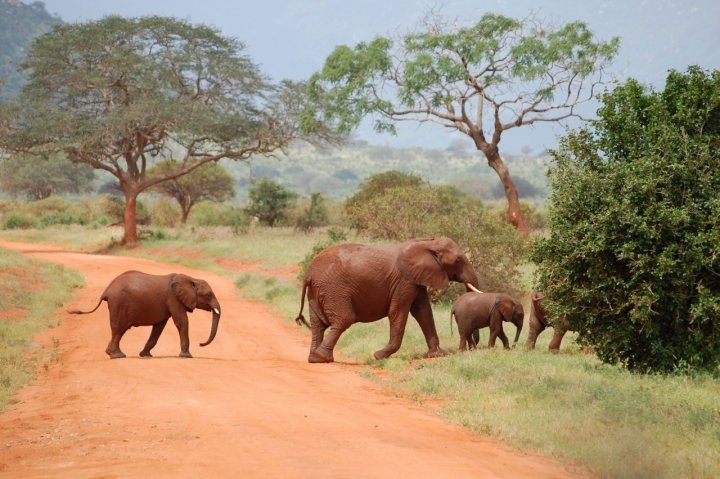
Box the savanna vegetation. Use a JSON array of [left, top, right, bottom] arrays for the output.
[[1, 7, 719, 479], [0, 247, 84, 411]]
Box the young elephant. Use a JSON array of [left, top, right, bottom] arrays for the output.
[[451, 292, 524, 350], [524, 290, 571, 352], [68, 271, 221, 359]]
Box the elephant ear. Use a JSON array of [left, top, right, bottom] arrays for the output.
[[171, 274, 197, 312], [396, 239, 449, 291], [495, 294, 514, 321]]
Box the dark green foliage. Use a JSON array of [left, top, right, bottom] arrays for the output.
[[3, 212, 32, 230], [0, 0, 61, 99], [295, 192, 329, 233], [244, 178, 298, 227], [532, 67, 720, 373], [0, 154, 95, 200], [297, 227, 349, 282]]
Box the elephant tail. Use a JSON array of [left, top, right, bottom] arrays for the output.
[[67, 296, 106, 315], [295, 280, 311, 329]]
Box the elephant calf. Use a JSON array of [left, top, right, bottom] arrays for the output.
[[524, 290, 571, 352], [451, 292, 524, 350], [68, 270, 221, 359]]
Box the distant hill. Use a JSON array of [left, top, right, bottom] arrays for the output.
[[219, 142, 551, 204], [0, 0, 61, 99]]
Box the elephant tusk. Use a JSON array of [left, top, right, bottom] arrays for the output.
[[213, 308, 220, 315], [465, 283, 483, 294]]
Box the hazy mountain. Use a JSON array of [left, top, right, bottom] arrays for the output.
[[0, 0, 61, 99]]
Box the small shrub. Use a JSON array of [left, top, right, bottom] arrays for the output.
[[4, 212, 34, 230]]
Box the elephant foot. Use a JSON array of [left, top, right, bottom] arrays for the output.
[[179, 351, 193, 358], [109, 350, 126, 359], [308, 352, 330, 363], [139, 350, 153, 358], [426, 347, 447, 358], [373, 350, 390, 360], [313, 348, 334, 363]]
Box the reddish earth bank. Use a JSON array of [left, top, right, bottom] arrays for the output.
[[0, 241, 584, 478]]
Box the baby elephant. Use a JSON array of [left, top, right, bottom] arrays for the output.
[[69, 271, 221, 359], [451, 292, 524, 350]]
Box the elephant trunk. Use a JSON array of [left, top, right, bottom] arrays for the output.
[[513, 316, 523, 345], [200, 307, 220, 347]]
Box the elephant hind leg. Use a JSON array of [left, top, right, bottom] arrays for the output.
[[314, 323, 349, 363], [140, 319, 169, 357], [308, 308, 329, 363]]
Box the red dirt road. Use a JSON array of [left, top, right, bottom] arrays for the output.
[[0, 241, 582, 479]]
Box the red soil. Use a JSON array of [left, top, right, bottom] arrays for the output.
[[0, 240, 586, 479]]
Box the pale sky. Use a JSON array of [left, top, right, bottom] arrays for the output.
[[41, 0, 720, 153]]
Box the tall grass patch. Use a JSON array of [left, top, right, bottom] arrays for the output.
[[0, 247, 84, 410]]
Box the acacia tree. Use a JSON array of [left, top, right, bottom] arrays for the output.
[[0, 16, 338, 243], [148, 160, 235, 223], [0, 153, 95, 200], [304, 11, 619, 234]]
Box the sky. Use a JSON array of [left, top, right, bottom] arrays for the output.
[[41, 0, 720, 154]]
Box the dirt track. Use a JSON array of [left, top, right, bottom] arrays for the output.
[[0, 241, 582, 478]]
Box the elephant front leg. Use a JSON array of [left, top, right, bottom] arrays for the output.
[[410, 293, 446, 358], [140, 319, 169, 357], [171, 313, 192, 358]]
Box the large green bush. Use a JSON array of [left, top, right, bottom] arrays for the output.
[[532, 67, 720, 373]]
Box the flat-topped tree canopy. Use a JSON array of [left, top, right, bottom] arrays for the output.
[[304, 10, 620, 235], [0, 15, 341, 243]]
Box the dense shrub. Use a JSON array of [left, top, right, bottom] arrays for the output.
[[188, 201, 250, 232], [244, 178, 298, 227], [532, 67, 720, 373]]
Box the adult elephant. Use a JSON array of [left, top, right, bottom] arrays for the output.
[[295, 238, 480, 363], [451, 292, 524, 350], [524, 290, 571, 352], [69, 271, 221, 359]]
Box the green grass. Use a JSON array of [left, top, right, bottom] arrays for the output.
[[2, 225, 720, 478], [0, 247, 84, 411]]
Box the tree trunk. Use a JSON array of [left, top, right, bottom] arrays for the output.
[[181, 206, 189, 224], [483, 148, 530, 236], [123, 193, 138, 244]]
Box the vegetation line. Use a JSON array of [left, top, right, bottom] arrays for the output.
[[0, 247, 84, 411]]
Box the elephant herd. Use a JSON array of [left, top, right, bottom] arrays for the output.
[[70, 237, 567, 361]]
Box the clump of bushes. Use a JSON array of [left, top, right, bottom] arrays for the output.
[[533, 67, 720, 373]]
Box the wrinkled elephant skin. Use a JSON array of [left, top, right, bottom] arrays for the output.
[[296, 238, 480, 363], [68, 270, 221, 358]]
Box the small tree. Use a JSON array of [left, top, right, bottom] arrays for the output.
[[295, 192, 329, 233], [304, 11, 619, 235], [148, 160, 235, 223], [532, 67, 720, 373], [0, 16, 339, 243], [0, 153, 95, 200], [245, 178, 298, 227]]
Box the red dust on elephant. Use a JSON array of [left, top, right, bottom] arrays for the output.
[[69, 270, 221, 358], [295, 238, 480, 363]]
